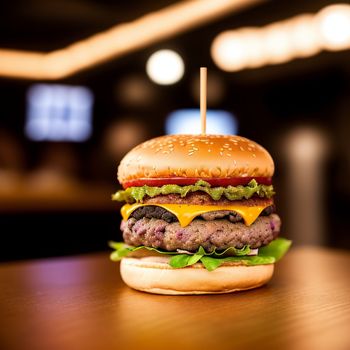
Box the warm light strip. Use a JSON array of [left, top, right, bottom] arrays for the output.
[[0, 0, 263, 80], [211, 4, 350, 72]]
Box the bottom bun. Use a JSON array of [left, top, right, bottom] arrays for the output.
[[120, 256, 274, 295]]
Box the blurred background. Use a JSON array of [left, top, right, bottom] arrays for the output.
[[0, 0, 349, 261]]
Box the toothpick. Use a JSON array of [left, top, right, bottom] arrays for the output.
[[200, 67, 207, 135]]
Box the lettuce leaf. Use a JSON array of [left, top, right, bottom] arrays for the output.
[[109, 242, 250, 258], [112, 179, 275, 203], [259, 237, 292, 261], [109, 238, 291, 271]]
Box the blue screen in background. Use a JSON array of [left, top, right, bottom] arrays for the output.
[[25, 84, 94, 142], [165, 109, 238, 135]]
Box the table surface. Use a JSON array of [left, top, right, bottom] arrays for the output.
[[1, 247, 349, 350]]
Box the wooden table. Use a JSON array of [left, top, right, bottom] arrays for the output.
[[1, 247, 349, 350]]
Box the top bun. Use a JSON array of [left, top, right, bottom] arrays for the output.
[[118, 134, 274, 184]]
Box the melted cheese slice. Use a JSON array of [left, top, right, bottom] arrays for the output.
[[121, 203, 270, 227]]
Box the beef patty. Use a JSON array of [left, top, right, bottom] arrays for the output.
[[121, 213, 281, 252], [143, 192, 274, 206], [130, 204, 275, 223]]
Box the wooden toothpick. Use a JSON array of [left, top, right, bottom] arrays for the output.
[[200, 67, 207, 135]]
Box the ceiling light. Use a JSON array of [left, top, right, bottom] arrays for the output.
[[211, 31, 250, 72], [146, 50, 184, 85], [287, 15, 321, 58], [211, 3, 350, 72], [316, 4, 350, 51], [0, 0, 263, 80]]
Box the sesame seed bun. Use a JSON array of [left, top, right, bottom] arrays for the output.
[[117, 134, 274, 185], [120, 255, 274, 295]]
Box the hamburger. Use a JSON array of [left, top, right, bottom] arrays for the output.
[[110, 134, 291, 295]]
